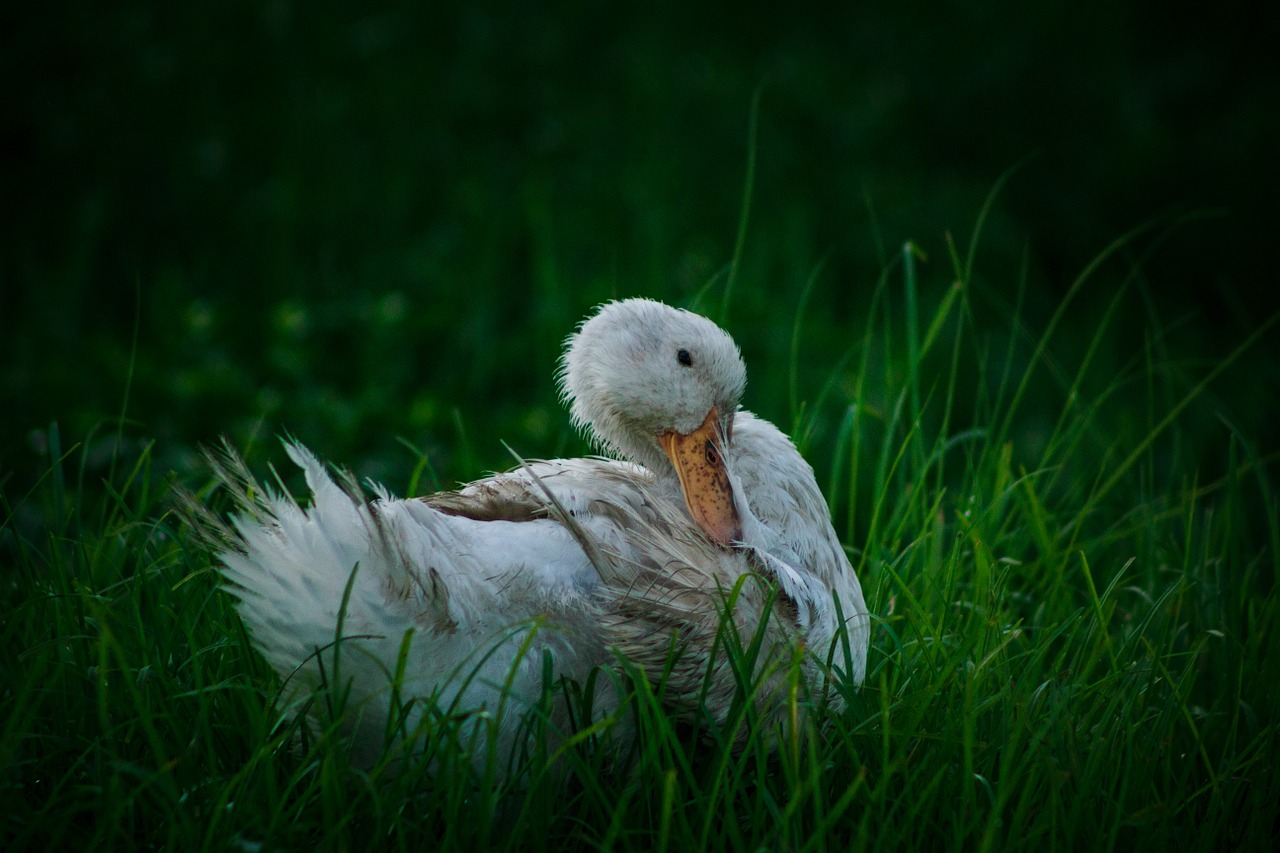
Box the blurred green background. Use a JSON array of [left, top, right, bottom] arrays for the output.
[[3, 0, 1276, 494]]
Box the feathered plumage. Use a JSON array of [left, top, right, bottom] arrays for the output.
[[187, 298, 869, 768]]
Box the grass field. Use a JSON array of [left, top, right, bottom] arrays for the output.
[[3, 3, 1278, 850], [4, 217, 1277, 848]]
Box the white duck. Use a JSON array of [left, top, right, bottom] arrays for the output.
[[194, 298, 869, 768]]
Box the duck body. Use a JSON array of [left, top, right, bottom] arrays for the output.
[[201, 299, 869, 768]]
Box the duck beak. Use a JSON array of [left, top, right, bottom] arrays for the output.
[[659, 407, 743, 546]]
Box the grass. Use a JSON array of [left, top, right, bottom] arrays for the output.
[[3, 202, 1277, 850]]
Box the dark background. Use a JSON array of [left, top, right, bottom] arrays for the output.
[[3, 1, 1276, 493]]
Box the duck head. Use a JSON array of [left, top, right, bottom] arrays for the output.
[[559, 299, 747, 546]]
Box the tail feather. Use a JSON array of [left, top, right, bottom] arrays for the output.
[[283, 439, 363, 515], [176, 440, 392, 680]]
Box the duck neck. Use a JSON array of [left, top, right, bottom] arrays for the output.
[[627, 435, 679, 483]]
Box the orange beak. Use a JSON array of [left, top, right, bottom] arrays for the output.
[[658, 407, 743, 546]]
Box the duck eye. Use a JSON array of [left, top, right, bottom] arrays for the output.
[[677, 349, 693, 367]]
